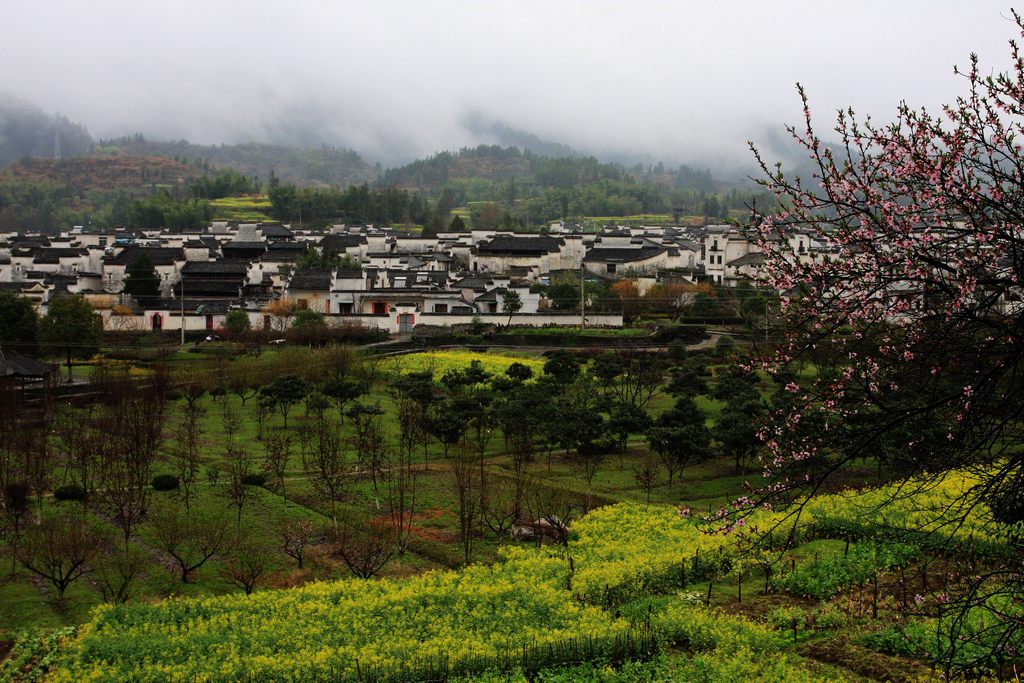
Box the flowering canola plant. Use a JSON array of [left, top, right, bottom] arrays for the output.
[[52, 470, 1005, 681], [54, 554, 624, 682], [383, 350, 544, 379]]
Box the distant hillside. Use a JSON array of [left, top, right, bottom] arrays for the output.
[[0, 155, 209, 233], [0, 154, 198, 194], [379, 144, 717, 196], [95, 136, 374, 187], [379, 145, 640, 194], [0, 94, 93, 167], [461, 114, 582, 159]]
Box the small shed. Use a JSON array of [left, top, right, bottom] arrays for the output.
[[0, 348, 57, 401]]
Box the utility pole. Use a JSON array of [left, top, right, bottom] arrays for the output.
[[579, 259, 586, 330], [180, 274, 185, 345]]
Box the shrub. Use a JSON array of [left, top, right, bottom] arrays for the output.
[[861, 621, 933, 657], [53, 484, 86, 501], [241, 473, 267, 486], [152, 474, 180, 491], [812, 605, 849, 630], [293, 309, 325, 330], [224, 310, 251, 336], [776, 542, 918, 600], [766, 606, 807, 641]]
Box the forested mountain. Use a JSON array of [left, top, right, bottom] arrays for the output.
[[0, 95, 768, 233], [95, 136, 374, 187], [371, 145, 746, 230], [0, 155, 216, 232], [0, 94, 92, 167], [379, 145, 717, 196]]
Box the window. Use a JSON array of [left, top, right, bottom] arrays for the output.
[[433, 303, 448, 313], [607, 263, 617, 274], [297, 299, 308, 310]]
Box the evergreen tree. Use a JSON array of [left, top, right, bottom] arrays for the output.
[[123, 256, 160, 305], [0, 292, 39, 352]]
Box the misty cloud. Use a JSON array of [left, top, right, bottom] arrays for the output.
[[0, 1, 1016, 172]]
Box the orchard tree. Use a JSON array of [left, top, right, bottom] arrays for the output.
[[646, 397, 711, 491], [17, 510, 101, 599], [39, 295, 102, 382], [746, 13, 1024, 675], [259, 374, 310, 428], [505, 361, 533, 383]]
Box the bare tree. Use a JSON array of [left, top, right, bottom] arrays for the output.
[[219, 533, 272, 595], [396, 397, 428, 472], [18, 425, 55, 519], [450, 455, 480, 565], [525, 488, 575, 549], [218, 397, 257, 527], [148, 501, 230, 583], [574, 445, 606, 512], [302, 415, 348, 529], [92, 539, 147, 604], [262, 431, 293, 495], [54, 404, 102, 501], [348, 404, 386, 508], [524, 489, 576, 589], [278, 516, 320, 569], [100, 380, 166, 551], [385, 442, 417, 555], [220, 397, 242, 447], [332, 521, 394, 579], [172, 387, 205, 509], [1, 480, 30, 576], [254, 395, 273, 441], [17, 510, 101, 599], [480, 477, 521, 539], [222, 447, 254, 529], [632, 451, 660, 505]]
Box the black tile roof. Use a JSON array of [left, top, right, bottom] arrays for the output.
[[451, 276, 492, 290], [583, 246, 667, 263], [476, 235, 562, 255], [266, 241, 306, 252], [0, 282, 35, 292], [172, 279, 243, 297], [260, 225, 294, 239], [288, 269, 333, 291], [320, 234, 367, 251], [726, 253, 766, 267], [105, 246, 183, 266], [181, 261, 250, 275], [0, 349, 56, 378], [224, 241, 267, 250], [31, 247, 87, 264], [335, 269, 364, 279]]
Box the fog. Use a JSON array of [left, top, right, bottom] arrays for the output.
[[0, 1, 1015, 173]]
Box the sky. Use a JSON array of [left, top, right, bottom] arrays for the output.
[[0, 1, 1017, 173]]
